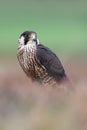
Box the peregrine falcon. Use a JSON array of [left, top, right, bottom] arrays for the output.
[[17, 31, 68, 87]]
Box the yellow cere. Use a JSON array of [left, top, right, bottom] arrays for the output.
[[29, 33, 35, 40]]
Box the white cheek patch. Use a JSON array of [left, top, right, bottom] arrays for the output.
[[19, 36, 25, 45], [37, 39, 39, 44]]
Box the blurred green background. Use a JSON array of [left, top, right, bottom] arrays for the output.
[[0, 0, 87, 58]]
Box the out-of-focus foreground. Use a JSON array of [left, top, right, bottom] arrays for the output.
[[0, 59, 87, 130]]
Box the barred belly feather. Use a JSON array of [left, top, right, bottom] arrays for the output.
[[17, 43, 57, 87]]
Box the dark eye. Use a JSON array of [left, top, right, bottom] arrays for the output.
[[24, 35, 29, 45]]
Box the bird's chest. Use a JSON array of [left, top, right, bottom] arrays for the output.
[[18, 46, 46, 80]]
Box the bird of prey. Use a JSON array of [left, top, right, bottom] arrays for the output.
[[17, 31, 68, 87]]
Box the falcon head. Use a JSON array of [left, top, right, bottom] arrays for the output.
[[18, 31, 39, 48]]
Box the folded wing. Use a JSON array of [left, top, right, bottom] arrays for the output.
[[36, 44, 67, 81]]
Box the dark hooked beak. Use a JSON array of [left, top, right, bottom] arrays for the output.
[[33, 38, 37, 44]]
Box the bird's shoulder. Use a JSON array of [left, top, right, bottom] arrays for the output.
[[36, 44, 66, 80], [36, 44, 58, 59]]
